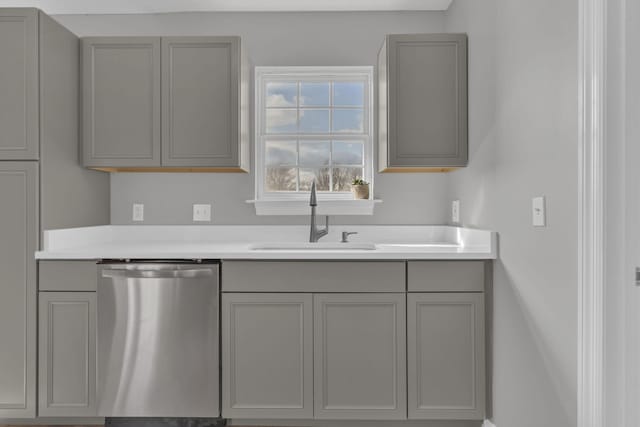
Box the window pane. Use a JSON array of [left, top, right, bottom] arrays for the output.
[[299, 168, 330, 191], [332, 167, 364, 192], [299, 141, 330, 166], [299, 109, 330, 133], [266, 109, 297, 133], [333, 109, 364, 133], [265, 167, 297, 191], [334, 82, 364, 106], [300, 83, 330, 106], [333, 141, 363, 165], [266, 82, 297, 107], [266, 140, 297, 166]]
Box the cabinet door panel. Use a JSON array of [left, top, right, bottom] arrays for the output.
[[0, 162, 37, 418], [38, 292, 97, 417], [82, 37, 161, 167], [0, 9, 38, 160], [314, 293, 406, 420], [222, 293, 313, 419], [162, 37, 240, 167], [408, 293, 485, 420], [380, 33, 467, 170]]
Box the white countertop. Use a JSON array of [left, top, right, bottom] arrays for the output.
[[36, 225, 497, 260]]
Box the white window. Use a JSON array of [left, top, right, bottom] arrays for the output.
[[255, 66, 374, 203]]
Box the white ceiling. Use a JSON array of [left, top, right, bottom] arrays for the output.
[[1, 0, 453, 14]]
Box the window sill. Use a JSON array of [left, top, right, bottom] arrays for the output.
[[247, 199, 382, 216]]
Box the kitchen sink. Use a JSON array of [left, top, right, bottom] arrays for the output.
[[376, 243, 459, 248], [249, 242, 377, 251]]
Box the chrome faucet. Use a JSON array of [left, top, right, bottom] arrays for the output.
[[309, 181, 329, 242]]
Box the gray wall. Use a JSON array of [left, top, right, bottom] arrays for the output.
[[54, 11, 450, 225], [623, 0, 640, 423], [445, 0, 578, 426], [603, 0, 627, 424]]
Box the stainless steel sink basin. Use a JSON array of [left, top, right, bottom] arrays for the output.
[[249, 242, 377, 251]]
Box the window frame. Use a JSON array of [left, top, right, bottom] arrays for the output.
[[254, 66, 374, 201]]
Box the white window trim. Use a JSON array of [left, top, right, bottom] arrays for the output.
[[252, 66, 376, 214]]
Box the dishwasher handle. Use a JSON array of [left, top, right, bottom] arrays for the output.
[[102, 268, 214, 279]]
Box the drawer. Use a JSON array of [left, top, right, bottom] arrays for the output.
[[39, 261, 98, 292], [222, 261, 405, 293], [407, 261, 486, 292]]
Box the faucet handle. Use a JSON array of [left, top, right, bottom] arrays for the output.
[[341, 231, 358, 243]]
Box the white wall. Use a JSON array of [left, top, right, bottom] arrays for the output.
[[445, 0, 578, 426], [55, 11, 451, 225]]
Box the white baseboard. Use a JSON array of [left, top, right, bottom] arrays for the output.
[[483, 420, 497, 427]]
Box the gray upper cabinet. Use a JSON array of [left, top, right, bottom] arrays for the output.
[[82, 37, 161, 168], [378, 34, 468, 172], [313, 293, 407, 420], [222, 293, 313, 419], [0, 9, 39, 160], [82, 36, 249, 171], [162, 37, 248, 169], [38, 292, 97, 417], [0, 162, 38, 418], [407, 293, 485, 420]]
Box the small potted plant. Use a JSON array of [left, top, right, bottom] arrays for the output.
[[351, 178, 370, 200]]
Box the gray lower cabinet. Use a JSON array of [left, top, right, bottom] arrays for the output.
[[313, 293, 407, 420], [222, 293, 313, 419], [407, 293, 485, 420], [378, 33, 468, 171], [0, 9, 39, 160], [82, 37, 162, 168], [38, 292, 97, 417], [0, 162, 38, 418], [39, 261, 98, 292]]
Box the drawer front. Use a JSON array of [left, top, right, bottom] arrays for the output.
[[408, 261, 485, 292], [39, 261, 98, 292], [222, 261, 405, 293]]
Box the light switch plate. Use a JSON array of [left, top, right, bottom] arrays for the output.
[[532, 196, 546, 227], [452, 200, 460, 224], [193, 204, 212, 222], [132, 203, 144, 222]]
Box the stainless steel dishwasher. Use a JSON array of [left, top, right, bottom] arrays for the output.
[[97, 262, 219, 417]]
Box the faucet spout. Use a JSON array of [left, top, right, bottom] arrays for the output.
[[310, 180, 318, 207], [309, 181, 329, 242]]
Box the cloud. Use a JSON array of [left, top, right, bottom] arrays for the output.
[[267, 94, 296, 107], [266, 109, 297, 131]]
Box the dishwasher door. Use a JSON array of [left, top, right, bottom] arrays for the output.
[[97, 262, 219, 417]]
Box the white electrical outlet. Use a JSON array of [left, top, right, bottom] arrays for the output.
[[452, 200, 460, 224], [532, 196, 546, 227], [193, 204, 211, 222], [132, 203, 144, 222]]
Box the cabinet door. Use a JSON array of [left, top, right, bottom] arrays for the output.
[[0, 9, 38, 160], [380, 34, 467, 170], [314, 293, 406, 420], [38, 292, 97, 417], [162, 37, 242, 168], [82, 37, 161, 167], [408, 293, 485, 420], [0, 162, 38, 418], [222, 293, 313, 419]]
